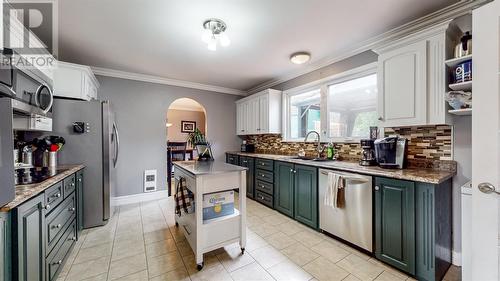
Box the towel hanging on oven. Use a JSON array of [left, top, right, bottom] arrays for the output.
[[175, 177, 194, 216]]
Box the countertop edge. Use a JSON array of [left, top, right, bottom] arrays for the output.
[[227, 152, 455, 185], [173, 161, 248, 176], [1, 164, 85, 212]]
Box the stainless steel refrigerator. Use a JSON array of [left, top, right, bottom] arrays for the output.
[[52, 99, 119, 228]]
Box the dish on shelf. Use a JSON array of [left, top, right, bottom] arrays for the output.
[[446, 91, 472, 110]]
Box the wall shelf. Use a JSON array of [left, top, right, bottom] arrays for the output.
[[448, 108, 472, 115], [449, 80, 472, 91], [445, 55, 472, 67]]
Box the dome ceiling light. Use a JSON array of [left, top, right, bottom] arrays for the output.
[[202, 18, 230, 51], [290, 52, 311, 64]]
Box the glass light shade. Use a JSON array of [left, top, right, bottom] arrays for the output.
[[219, 33, 230, 47], [207, 35, 217, 51], [290, 52, 311, 64], [201, 29, 212, 44]]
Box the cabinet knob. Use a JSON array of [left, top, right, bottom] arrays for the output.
[[378, 117, 384, 121], [375, 186, 380, 191], [78, 178, 82, 182], [69, 207, 76, 212], [53, 260, 63, 265], [53, 224, 61, 229], [71, 182, 75, 187], [44, 204, 51, 210], [53, 193, 61, 198], [294, 170, 297, 174], [290, 169, 293, 172], [69, 236, 77, 241]]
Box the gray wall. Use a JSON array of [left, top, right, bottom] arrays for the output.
[[97, 76, 241, 197]]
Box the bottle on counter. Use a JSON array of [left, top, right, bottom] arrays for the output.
[[327, 142, 334, 160]]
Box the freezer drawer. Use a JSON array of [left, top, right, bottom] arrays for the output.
[[318, 169, 373, 252]]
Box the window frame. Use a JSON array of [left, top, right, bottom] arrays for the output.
[[282, 62, 378, 143]]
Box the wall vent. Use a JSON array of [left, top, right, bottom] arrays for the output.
[[144, 170, 157, 192]]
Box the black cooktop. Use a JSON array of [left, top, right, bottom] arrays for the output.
[[15, 167, 70, 186]]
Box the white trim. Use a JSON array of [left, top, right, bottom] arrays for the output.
[[452, 250, 462, 266], [91, 66, 247, 96], [112, 190, 169, 206], [247, 0, 490, 94]]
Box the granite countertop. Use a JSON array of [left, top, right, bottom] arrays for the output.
[[1, 165, 85, 211], [228, 152, 455, 184], [174, 161, 247, 176]]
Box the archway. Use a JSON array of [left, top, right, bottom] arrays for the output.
[[166, 98, 207, 193]]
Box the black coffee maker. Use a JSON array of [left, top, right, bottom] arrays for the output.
[[374, 137, 408, 169], [359, 139, 377, 166]]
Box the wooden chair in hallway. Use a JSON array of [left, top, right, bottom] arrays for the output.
[[167, 141, 188, 196]]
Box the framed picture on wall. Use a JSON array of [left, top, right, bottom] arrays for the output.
[[181, 121, 196, 133]]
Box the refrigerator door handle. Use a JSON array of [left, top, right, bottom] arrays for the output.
[[112, 122, 120, 167]]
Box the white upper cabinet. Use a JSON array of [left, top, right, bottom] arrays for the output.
[[236, 89, 281, 135], [54, 61, 100, 101], [377, 40, 427, 127], [374, 20, 459, 127]]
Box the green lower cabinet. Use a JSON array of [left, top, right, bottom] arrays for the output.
[[274, 161, 295, 218], [226, 153, 239, 165], [294, 165, 318, 229], [415, 181, 452, 281], [12, 193, 46, 281], [0, 212, 11, 281], [375, 177, 415, 275], [239, 156, 255, 199], [76, 170, 84, 238]]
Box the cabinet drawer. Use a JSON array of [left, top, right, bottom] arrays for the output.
[[226, 154, 239, 165], [46, 193, 76, 253], [256, 180, 273, 196], [63, 174, 76, 198], [256, 169, 274, 183], [46, 221, 76, 281], [255, 191, 273, 208], [45, 182, 64, 210], [255, 158, 273, 171]]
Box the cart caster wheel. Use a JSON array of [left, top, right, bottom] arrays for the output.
[[197, 262, 204, 270], [175, 222, 179, 227], [241, 248, 245, 254]]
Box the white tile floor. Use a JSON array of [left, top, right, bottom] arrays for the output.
[[57, 195, 461, 281]]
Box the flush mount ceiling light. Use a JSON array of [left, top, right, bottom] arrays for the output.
[[202, 18, 230, 51], [290, 52, 311, 64]]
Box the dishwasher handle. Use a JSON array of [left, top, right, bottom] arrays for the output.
[[320, 170, 370, 183]]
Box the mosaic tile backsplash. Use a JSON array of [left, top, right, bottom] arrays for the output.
[[244, 125, 453, 162]]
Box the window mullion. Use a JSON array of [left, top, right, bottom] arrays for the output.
[[320, 84, 328, 142]]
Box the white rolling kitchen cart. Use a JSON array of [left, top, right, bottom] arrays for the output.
[[173, 161, 247, 270]]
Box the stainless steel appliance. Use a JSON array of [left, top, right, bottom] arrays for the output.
[[0, 49, 54, 131], [52, 99, 119, 228], [318, 169, 373, 252], [359, 139, 377, 166], [0, 98, 16, 206], [240, 142, 255, 153], [374, 137, 408, 169]]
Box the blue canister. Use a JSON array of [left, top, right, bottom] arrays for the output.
[[454, 60, 472, 83]]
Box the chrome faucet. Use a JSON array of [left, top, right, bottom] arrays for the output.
[[304, 131, 324, 159]]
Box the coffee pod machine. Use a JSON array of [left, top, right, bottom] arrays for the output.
[[374, 137, 408, 169], [359, 139, 377, 166]]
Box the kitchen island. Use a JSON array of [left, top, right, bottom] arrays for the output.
[[173, 161, 247, 270]]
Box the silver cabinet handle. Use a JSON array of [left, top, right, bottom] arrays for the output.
[[378, 116, 384, 121], [294, 170, 297, 174], [52, 224, 61, 229], [78, 178, 82, 182], [69, 236, 77, 241], [374, 186, 380, 191], [478, 182, 500, 195], [71, 182, 75, 187], [290, 169, 293, 172], [44, 204, 51, 210], [68, 207, 76, 212], [52, 260, 62, 265], [54, 193, 61, 198]]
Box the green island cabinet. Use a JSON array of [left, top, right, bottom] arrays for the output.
[[274, 161, 318, 229], [225, 153, 239, 165], [239, 156, 255, 199], [375, 177, 452, 281]]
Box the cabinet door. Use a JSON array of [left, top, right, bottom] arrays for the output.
[[247, 98, 260, 135], [258, 95, 269, 134], [14, 193, 46, 281], [274, 161, 294, 218], [76, 170, 84, 237], [239, 157, 255, 199], [294, 165, 318, 229], [0, 213, 10, 281], [378, 40, 427, 127], [375, 177, 415, 275], [236, 102, 248, 135]]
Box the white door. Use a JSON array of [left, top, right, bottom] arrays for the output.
[[471, 1, 500, 280], [236, 102, 247, 135], [259, 94, 269, 133], [248, 98, 259, 135], [377, 40, 427, 127]]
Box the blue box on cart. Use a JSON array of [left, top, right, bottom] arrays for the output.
[[202, 191, 235, 221]]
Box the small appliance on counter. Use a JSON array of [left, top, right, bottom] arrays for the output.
[[240, 140, 255, 153], [374, 137, 408, 169], [359, 139, 377, 166]]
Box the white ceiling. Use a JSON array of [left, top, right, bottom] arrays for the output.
[[57, 0, 458, 92]]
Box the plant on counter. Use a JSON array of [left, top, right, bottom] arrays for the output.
[[186, 128, 214, 161]]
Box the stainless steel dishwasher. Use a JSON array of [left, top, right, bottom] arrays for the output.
[[318, 169, 373, 252]]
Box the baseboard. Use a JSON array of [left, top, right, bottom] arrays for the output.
[[112, 190, 169, 206], [452, 250, 462, 266]]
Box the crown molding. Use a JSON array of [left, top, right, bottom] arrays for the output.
[[91, 66, 247, 96], [247, 0, 490, 94]]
